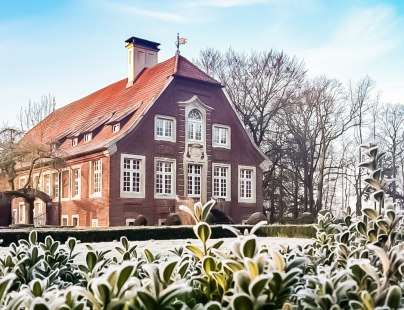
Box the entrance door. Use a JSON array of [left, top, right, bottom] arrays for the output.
[[187, 164, 202, 198], [18, 202, 25, 224]]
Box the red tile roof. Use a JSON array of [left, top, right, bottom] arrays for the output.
[[21, 55, 221, 157]]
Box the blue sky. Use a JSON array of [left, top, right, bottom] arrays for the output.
[[1, 0, 403, 126]]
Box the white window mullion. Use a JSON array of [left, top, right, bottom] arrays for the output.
[[121, 154, 145, 198], [238, 166, 256, 203], [212, 164, 230, 201], [155, 115, 176, 142], [188, 164, 201, 197], [155, 159, 175, 198]]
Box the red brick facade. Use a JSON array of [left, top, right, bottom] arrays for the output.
[[10, 39, 269, 227]]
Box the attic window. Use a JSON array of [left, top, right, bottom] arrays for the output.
[[112, 123, 120, 133], [72, 138, 78, 146], [84, 133, 92, 142]]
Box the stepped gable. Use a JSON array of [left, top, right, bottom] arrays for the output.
[[20, 55, 219, 157]]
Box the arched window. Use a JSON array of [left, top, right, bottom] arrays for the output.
[[187, 109, 202, 141]]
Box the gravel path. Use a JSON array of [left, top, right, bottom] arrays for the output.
[[0, 237, 312, 263], [0, 237, 311, 263]]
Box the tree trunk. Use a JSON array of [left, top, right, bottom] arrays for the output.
[[293, 169, 299, 218], [26, 198, 35, 225]]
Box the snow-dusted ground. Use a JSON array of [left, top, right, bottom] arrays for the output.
[[0, 237, 312, 263]]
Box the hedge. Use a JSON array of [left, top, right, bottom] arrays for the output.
[[0, 224, 315, 246]]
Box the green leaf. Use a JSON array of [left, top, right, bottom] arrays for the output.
[[202, 256, 216, 274], [0, 274, 15, 301], [115, 247, 125, 255], [368, 244, 390, 275], [364, 178, 381, 190], [31, 279, 42, 297], [67, 238, 76, 253], [86, 252, 97, 272], [272, 251, 285, 272], [371, 190, 384, 203], [363, 208, 378, 220], [211, 272, 227, 291], [249, 275, 269, 298], [385, 285, 402, 309], [120, 236, 129, 250], [232, 294, 253, 310], [386, 210, 396, 222], [117, 264, 135, 293], [95, 282, 111, 305], [201, 199, 216, 222], [241, 237, 257, 258], [186, 245, 203, 259], [144, 248, 154, 263], [209, 240, 224, 250], [29, 230, 37, 245], [194, 222, 211, 243], [137, 291, 159, 310], [245, 258, 259, 279], [161, 261, 177, 284], [32, 303, 50, 310], [223, 260, 244, 272]]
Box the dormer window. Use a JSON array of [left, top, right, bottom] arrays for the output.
[[187, 109, 203, 142], [72, 138, 78, 146], [112, 123, 120, 133], [84, 133, 92, 142]]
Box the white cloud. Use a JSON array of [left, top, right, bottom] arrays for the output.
[[300, 5, 403, 78], [187, 0, 271, 8], [94, 1, 189, 23]]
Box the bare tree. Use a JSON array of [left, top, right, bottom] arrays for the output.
[[17, 94, 56, 132], [377, 103, 404, 203], [195, 48, 306, 148], [0, 94, 60, 224]]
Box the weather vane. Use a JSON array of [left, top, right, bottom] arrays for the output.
[[175, 33, 188, 55]]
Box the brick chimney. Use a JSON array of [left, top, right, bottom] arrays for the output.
[[125, 37, 160, 88]]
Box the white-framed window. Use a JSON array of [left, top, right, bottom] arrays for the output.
[[61, 169, 70, 200], [19, 176, 27, 189], [71, 167, 81, 199], [33, 174, 41, 191], [187, 109, 203, 142], [112, 123, 120, 133], [155, 115, 176, 142], [91, 219, 99, 227], [43, 174, 51, 196], [120, 154, 145, 198], [92, 159, 102, 197], [84, 133, 92, 142], [212, 163, 231, 200], [72, 214, 79, 227], [72, 138, 78, 146], [61, 215, 68, 226], [188, 164, 202, 198], [34, 202, 45, 226], [155, 158, 175, 198], [52, 172, 59, 199], [238, 166, 256, 203], [213, 124, 230, 148], [19, 202, 26, 224]]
